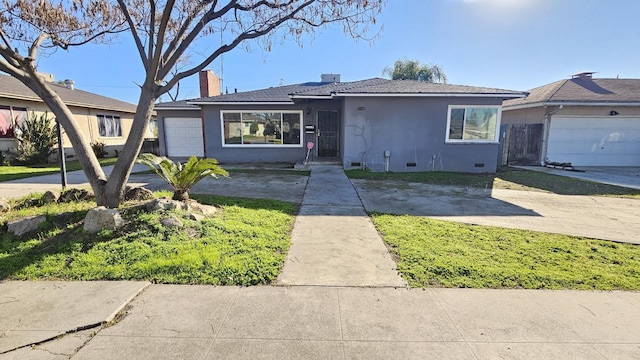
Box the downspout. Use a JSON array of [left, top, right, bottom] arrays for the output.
[[541, 104, 563, 165]]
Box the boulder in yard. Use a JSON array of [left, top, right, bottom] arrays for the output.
[[0, 198, 10, 212], [83, 206, 124, 233], [145, 198, 188, 212], [186, 200, 218, 217], [41, 190, 59, 204], [189, 213, 205, 222], [7, 215, 46, 236], [160, 216, 183, 228]]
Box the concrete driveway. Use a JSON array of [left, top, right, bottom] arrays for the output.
[[517, 166, 640, 190], [351, 179, 640, 245]]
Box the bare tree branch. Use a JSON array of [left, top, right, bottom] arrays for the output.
[[117, 0, 148, 68]]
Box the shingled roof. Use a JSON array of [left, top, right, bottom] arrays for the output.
[[503, 77, 640, 109], [0, 73, 137, 113], [155, 78, 524, 108]]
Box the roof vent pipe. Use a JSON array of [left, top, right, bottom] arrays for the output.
[[64, 79, 75, 90]]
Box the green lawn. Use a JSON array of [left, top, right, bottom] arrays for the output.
[[346, 167, 640, 198], [0, 193, 295, 285], [373, 214, 640, 290], [0, 157, 118, 182]]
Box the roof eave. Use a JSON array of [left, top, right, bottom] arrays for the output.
[[186, 101, 294, 106], [0, 92, 137, 114], [335, 92, 526, 98], [154, 107, 201, 111], [288, 95, 335, 99], [504, 101, 640, 110]]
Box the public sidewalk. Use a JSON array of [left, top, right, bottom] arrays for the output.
[[276, 165, 406, 287], [1, 282, 639, 359]]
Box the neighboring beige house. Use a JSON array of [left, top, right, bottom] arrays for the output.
[[0, 73, 154, 158], [501, 72, 640, 166]]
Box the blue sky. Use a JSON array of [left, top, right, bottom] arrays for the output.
[[37, 0, 640, 104]]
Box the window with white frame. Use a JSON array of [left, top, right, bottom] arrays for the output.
[[0, 105, 27, 138], [221, 111, 302, 146], [446, 106, 500, 143], [97, 114, 122, 138]]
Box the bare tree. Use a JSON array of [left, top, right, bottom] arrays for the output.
[[383, 58, 447, 83], [0, 0, 384, 208]]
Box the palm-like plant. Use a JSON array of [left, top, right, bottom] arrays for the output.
[[137, 153, 228, 201]]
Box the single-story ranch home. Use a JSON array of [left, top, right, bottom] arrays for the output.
[[155, 71, 524, 173], [0, 73, 156, 158], [501, 72, 640, 166]]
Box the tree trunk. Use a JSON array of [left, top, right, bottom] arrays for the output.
[[14, 69, 108, 201], [102, 87, 158, 208], [172, 190, 189, 201]]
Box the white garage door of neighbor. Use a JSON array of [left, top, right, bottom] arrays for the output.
[[164, 117, 204, 157], [547, 116, 640, 166]]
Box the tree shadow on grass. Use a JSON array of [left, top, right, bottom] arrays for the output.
[[0, 209, 115, 280]]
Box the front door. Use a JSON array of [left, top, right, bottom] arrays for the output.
[[317, 110, 339, 157]]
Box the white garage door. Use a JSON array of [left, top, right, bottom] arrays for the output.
[[164, 117, 204, 157], [547, 116, 640, 166]]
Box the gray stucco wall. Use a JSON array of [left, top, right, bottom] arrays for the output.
[[201, 102, 341, 163], [342, 96, 506, 173]]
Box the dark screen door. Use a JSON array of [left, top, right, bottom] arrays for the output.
[[317, 110, 338, 157]]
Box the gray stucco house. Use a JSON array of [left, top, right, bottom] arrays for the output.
[[155, 72, 524, 173], [502, 72, 640, 166]]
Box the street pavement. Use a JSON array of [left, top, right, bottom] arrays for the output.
[[0, 164, 639, 359]]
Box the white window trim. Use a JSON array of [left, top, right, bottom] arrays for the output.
[[220, 110, 303, 148], [445, 105, 501, 144], [97, 114, 123, 139]]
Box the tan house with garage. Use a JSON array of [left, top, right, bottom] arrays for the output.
[[0, 73, 154, 158], [501, 72, 640, 166]]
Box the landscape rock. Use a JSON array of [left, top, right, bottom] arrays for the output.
[[160, 216, 183, 228], [83, 207, 124, 233], [59, 188, 94, 203], [145, 198, 188, 212], [0, 198, 10, 212], [41, 190, 59, 204], [7, 215, 46, 236], [124, 187, 155, 202], [189, 213, 205, 222], [186, 200, 218, 217]]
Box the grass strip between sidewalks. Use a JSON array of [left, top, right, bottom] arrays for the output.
[[0, 193, 295, 285], [0, 157, 119, 182], [373, 214, 640, 290]]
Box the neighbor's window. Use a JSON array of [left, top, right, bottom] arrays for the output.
[[0, 105, 27, 138], [446, 106, 500, 143], [97, 114, 122, 138], [222, 111, 302, 146]]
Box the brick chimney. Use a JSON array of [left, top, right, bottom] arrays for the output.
[[199, 70, 221, 97]]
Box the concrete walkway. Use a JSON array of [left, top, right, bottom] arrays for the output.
[[277, 165, 406, 287], [1, 282, 639, 359]]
